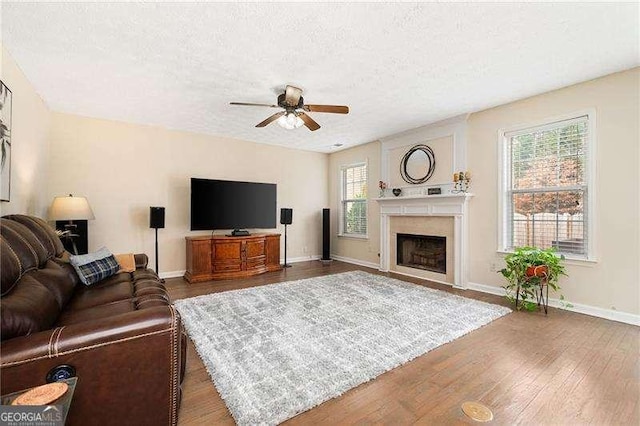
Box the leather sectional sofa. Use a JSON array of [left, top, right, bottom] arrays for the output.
[[0, 215, 185, 425]]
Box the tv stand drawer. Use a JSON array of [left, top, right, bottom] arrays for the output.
[[213, 261, 242, 273], [246, 256, 267, 270]]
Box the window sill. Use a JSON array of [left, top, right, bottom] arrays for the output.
[[496, 250, 598, 266], [338, 234, 369, 240]]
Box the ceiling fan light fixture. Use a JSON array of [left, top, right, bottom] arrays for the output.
[[232, 85, 348, 131], [277, 112, 304, 130]]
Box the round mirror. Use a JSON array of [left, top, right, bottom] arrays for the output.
[[400, 144, 436, 184]]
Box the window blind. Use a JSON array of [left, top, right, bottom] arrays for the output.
[[505, 116, 589, 256], [342, 164, 367, 235]]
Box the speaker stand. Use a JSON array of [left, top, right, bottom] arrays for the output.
[[282, 223, 292, 268], [154, 227, 165, 283]]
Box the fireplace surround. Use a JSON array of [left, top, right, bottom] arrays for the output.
[[377, 194, 472, 288]]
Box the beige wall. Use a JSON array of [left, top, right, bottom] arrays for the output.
[[0, 46, 51, 217], [330, 68, 640, 316], [388, 135, 453, 188], [468, 67, 639, 315], [48, 113, 328, 274], [328, 141, 381, 266]]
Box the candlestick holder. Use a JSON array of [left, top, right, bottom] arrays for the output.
[[452, 171, 471, 193]]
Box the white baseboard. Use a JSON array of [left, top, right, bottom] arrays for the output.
[[467, 281, 506, 297], [282, 255, 322, 263], [160, 270, 186, 279], [330, 254, 379, 270], [389, 269, 453, 287], [468, 281, 640, 326]]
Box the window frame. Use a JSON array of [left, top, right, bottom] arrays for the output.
[[339, 161, 369, 239], [497, 110, 597, 262]]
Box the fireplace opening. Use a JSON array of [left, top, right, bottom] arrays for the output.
[[397, 233, 446, 274]]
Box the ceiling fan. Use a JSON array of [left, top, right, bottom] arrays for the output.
[[230, 85, 349, 131]]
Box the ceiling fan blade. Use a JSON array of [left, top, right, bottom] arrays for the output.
[[284, 85, 303, 106], [303, 104, 349, 114], [298, 112, 321, 131], [230, 102, 279, 108], [255, 112, 285, 128]]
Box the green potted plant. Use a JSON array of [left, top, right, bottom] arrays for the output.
[[499, 246, 568, 311]]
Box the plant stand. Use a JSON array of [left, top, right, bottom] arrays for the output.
[[515, 275, 549, 315], [536, 280, 549, 315]]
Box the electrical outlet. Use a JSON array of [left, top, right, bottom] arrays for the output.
[[303, 246, 308, 254], [489, 262, 498, 272]]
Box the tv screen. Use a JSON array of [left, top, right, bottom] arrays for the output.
[[190, 178, 277, 231]]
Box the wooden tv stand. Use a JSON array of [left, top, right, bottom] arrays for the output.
[[184, 233, 281, 283]]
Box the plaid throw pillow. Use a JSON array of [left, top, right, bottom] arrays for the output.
[[70, 247, 120, 286]]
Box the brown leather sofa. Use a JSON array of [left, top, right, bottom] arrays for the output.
[[0, 215, 185, 425]]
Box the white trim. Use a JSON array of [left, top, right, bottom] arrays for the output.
[[339, 161, 369, 237], [504, 115, 589, 137], [337, 233, 369, 240], [282, 255, 322, 263], [159, 270, 187, 279], [497, 109, 596, 260], [380, 114, 468, 184], [377, 194, 472, 289], [467, 282, 640, 326], [330, 254, 379, 270], [586, 109, 597, 261], [467, 281, 508, 297], [388, 269, 453, 288], [495, 249, 598, 265]]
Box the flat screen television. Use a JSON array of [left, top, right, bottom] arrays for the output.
[[190, 178, 277, 232]]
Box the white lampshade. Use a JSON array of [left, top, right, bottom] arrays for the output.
[[277, 112, 304, 130], [49, 194, 95, 221]]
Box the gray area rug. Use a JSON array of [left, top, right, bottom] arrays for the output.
[[175, 270, 511, 425]]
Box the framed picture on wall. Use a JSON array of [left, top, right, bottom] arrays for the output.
[[1, 80, 12, 201]]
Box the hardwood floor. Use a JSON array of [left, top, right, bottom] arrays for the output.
[[165, 261, 640, 425]]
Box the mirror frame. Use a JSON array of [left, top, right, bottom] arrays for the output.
[[399, 144, 436, 184]]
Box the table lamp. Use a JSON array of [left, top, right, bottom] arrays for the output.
[[49, 194, 95, 254]]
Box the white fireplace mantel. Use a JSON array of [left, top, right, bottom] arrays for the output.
[[376, 194, 473, 289]]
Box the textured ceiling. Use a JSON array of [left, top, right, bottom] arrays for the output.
[[2, 2, 638, 153]]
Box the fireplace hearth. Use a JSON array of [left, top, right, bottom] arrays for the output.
[[397, 233, 446, 274]]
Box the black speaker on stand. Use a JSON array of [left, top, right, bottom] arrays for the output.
[[150, 207, 166, 282], [321, 208, 332, 264], [280, 208, 293, 268]]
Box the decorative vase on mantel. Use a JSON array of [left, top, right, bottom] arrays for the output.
[[378, 181, 387, 198]]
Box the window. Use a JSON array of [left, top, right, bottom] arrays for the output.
[[340, 163, 367, 237], [501, 114, 593, 258]]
